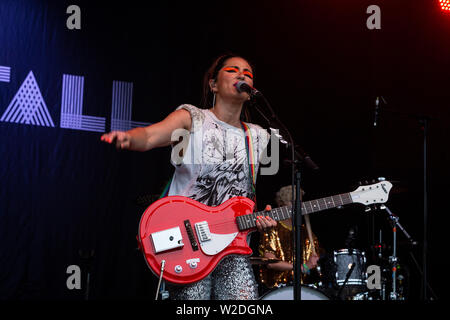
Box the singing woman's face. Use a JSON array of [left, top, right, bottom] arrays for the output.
[[211, 57, 254, 101]]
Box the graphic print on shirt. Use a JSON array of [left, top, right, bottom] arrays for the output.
[[190, 126, 254, 206], [189, 162, 253, 206]]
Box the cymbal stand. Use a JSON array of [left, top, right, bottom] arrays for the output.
[[381, 205, 414, 300], [380, 205, 439, 300], [377, 229, 387, 300]]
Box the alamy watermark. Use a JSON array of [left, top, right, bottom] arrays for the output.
[[366, 5, 381, 30], [66, 265, 81, 290], [366, 264, 382, 289], [66, 5, 81, 30]]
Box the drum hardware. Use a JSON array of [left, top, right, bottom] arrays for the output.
[[352, 292, 370, 300], [381, 204, 414, 300], [366, 204, 436, 300], [378, 230, 383, 259]]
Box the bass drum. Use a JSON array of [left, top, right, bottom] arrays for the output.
[[260, 285, 329, 300]]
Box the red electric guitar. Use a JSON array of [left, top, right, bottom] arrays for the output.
[[137, 180, 392, 285]]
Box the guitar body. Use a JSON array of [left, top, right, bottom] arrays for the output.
[[138, 196, 256, 285]]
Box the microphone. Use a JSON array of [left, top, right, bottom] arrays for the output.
[[373, 96, 380, 127], [234, 81, 262, 97]]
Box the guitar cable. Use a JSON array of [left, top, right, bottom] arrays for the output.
[[155, 260, 166, 300]]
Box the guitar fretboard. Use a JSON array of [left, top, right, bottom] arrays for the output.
[[236, 193, 353, 231]]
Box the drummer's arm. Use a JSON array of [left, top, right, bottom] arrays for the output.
[[264, 252, 312, 274], [264, 252, 293, 272]]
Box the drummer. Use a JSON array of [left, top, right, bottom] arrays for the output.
[[258, 185, 323, 289]]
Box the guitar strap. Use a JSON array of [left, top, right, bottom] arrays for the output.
[[159, 177, 172, 199], [240, 121, 257, 202]]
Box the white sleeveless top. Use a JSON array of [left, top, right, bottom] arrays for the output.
[[168, 104, 270, 207]]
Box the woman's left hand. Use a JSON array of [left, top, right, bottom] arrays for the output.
[[256, 204, 277, 232]]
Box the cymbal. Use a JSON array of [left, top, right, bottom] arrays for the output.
[[250, 257, 281, 265]]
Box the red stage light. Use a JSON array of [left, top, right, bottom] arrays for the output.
[[440, 0, 450, 11]]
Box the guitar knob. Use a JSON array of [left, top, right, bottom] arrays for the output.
[[174, 265, 182, 273]]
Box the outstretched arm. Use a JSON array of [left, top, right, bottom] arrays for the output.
[[100, 108, 191, 151]]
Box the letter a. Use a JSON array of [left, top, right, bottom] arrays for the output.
[[66, 5, 81, 30], [66, 265, 81, 290], [366, 5, 381, 30], [366, 265, 381, 289]]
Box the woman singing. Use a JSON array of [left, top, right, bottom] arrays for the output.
[[101, 53, 277, 299]]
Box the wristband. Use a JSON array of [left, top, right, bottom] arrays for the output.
[[302, 263, 310, 275]]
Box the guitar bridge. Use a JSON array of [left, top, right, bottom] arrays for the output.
[[195, 221, 211, 242], [184, 220, 199, 251]]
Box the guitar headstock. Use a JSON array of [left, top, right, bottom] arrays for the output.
[[350, 179, 393, 206]]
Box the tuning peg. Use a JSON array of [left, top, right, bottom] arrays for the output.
[[365, 207, 372, 212], [378, 177, 386, 181]]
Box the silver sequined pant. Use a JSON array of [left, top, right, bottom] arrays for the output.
[[167, 255, 259, 300]]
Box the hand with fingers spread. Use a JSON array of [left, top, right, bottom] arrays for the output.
[[256, 204, 277, 233], [101, 131, 132, 150]]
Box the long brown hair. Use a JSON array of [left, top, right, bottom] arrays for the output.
[[200, 53, 255, 122]]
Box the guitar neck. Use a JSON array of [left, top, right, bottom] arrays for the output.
[[236, 192, 353, 231]]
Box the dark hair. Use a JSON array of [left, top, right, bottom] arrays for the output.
[[200, 53, 255, 122]]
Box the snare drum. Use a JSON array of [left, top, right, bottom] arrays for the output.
[[260, 285, 329, 300], [334, 249, 367, 286], [333, 249, 367, 297]]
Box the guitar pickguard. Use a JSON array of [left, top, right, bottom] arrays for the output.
[[198, 231, 238, 255]]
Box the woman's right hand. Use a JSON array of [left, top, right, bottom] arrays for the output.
[[99, 108, 192, 152], [101, 131, 132, 149]]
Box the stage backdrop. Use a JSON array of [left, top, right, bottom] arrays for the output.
[[1, 0, 449, 300], [0, 0, 192, 299]]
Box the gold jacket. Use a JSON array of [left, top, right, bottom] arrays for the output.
[[258, 220, 321, 288]]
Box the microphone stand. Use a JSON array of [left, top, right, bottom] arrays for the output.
[[336, 263, 356, 300], [249, 96, 318, 301]]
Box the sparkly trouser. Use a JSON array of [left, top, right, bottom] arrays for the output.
[[166, 255, 259, 300]]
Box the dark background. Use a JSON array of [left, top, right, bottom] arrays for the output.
[[0, 0, 448, 301]]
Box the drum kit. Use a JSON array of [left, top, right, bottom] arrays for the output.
[[258, 247, 408, 301], [256, 203, 414, 301]]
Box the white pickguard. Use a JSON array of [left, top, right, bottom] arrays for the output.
[[199, 232, 238, 255]]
